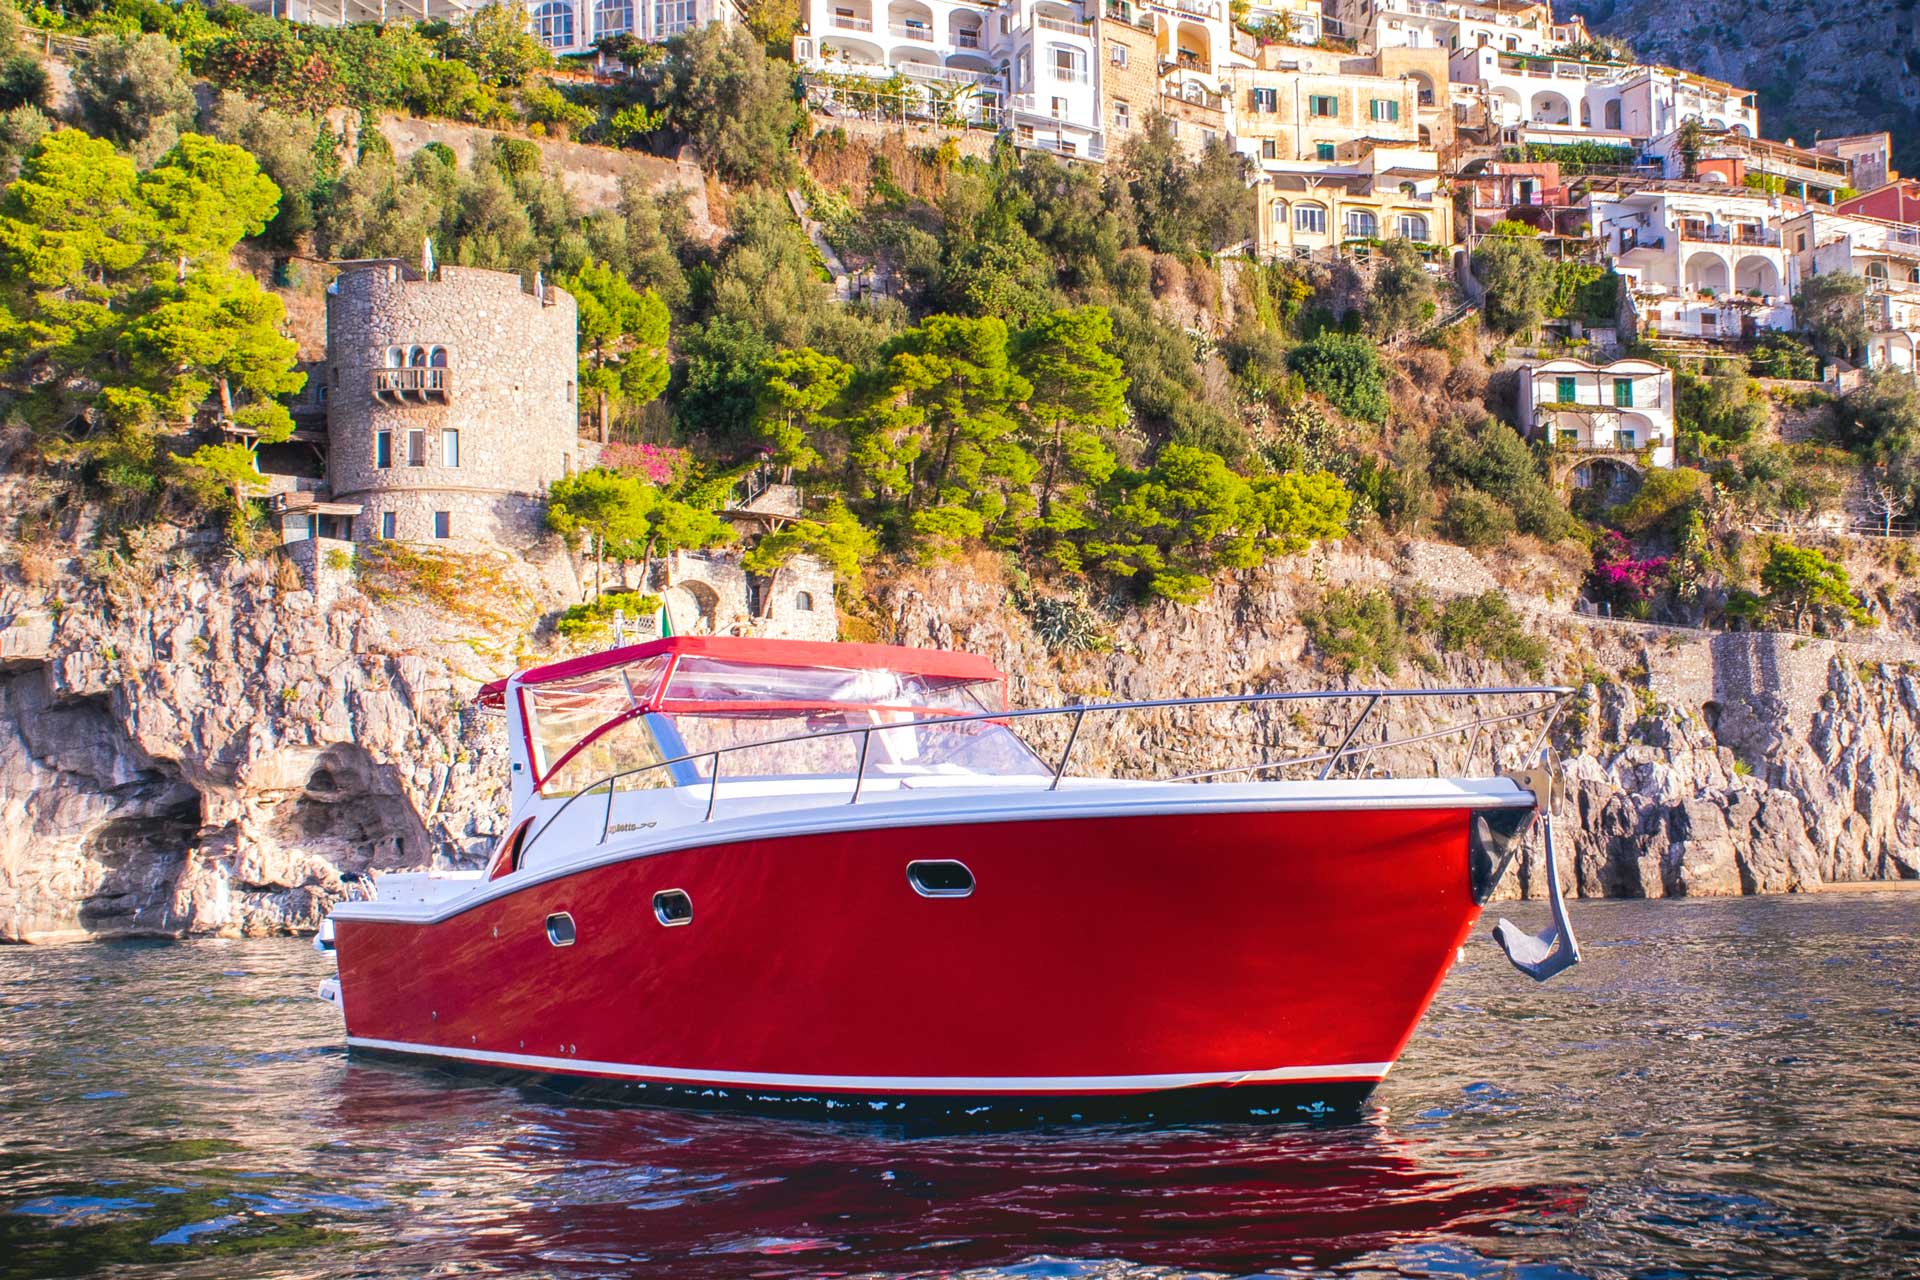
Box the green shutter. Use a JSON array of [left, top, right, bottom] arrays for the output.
[[1613, 377, 1633, 407], [1557, 376, 1577, 403]]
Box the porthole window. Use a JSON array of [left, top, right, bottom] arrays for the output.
[[907, 860, 975, 898], [653, 889, 693, 926], [545, 912, 576, 946]]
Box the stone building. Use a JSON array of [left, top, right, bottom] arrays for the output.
[[324, 260, 582, 548]]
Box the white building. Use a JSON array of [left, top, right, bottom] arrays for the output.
[[1517, 356, 1676, 471], [1590, 186, 1795, 343], [797, 0, 1108, 153], [1784, 209, 1920, 376], [246, 0, 743, 53], [528, 0, 743, 54], [1450, 47, 1757, 142], [1323, 0, 1581, 56]]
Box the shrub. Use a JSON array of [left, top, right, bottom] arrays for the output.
[[1436, 591, 1547, 677], [1286, 333, 1389, 424], [1443, 488, 1516, 547], [555, 589, 663, 640], [1304, 585, 1429, 676], [72, 33, 197, 159], [1608, 466, 1708, 537], [0, 51, 46, 110]]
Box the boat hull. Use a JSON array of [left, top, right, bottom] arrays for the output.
[[333, 805, 1498, 1118]]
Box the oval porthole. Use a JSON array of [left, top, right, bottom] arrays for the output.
[[907, 860, 975, 898], [545, 912, 576, 946], [653, 889, 693, 927]]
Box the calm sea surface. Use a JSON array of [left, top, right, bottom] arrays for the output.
[[2, 893, 1917, 1280]]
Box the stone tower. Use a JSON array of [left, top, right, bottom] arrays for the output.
[[324, 261, 580, 547]]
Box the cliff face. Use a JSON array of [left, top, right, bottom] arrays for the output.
[[0, 547, 531, 942], [3, 540, 1917, 942], [1568, 0, 1920, 167]]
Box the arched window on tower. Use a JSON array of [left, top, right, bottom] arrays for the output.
[[428, 346, 448, 367], [408, 345, 428, 367]]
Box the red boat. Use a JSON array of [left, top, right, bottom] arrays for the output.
[[318, 636, 1579, 1121]]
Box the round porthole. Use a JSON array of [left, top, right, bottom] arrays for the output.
[[653, 889, 693, 927], [545, 912, 576, 946], [907, 860, 975, 898]]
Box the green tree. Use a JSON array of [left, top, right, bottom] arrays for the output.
[[1678, 365, 1768, 445], [1365, 238, 1437, 342], [657, 24, 802, 185], [1794, 271, 1870, 363], [741, 499, 877, 612], [1121, 117, 1253, 256], [546, 468, 656, 599], [1086, 446, 1349, 602], [855, 314, 1036, 557], [1287, 333, 1389, 424], [0, 51, 48, 111], [1473, 230, 1552, 336], [1015, 306, 1129, 555], [1676, 118, 1704, 180], [563, 258, 670, 418], [1760, 542, 1872, 633], [439, 3, 554, 86], [71, 33, 197, 161], [757, 347, 853, 472]]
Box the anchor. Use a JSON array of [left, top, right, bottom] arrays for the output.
[[1493, 763, 1582, 982]]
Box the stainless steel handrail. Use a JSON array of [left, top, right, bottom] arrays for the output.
[[514, 685, 1574, 867]]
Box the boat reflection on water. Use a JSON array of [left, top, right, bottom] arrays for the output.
[[325, 1060, 1577, 1278]]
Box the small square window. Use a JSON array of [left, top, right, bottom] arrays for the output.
[[407, 429, 426, 467], [1613, 378, 1634, 407], [1557, 376, 1578, 403], [381, 511, 396, 540], [1261, 139, 1277, 159], [433, 511, 451, 539], [374, 431, 391, 469], [1316, 142, 1336, 160], [1109, 42, 1127, 65]]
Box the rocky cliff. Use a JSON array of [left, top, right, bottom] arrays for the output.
[[3, 535, 1918, 942]]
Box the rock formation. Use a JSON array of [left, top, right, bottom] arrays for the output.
[[3, 541, 1918, 942]]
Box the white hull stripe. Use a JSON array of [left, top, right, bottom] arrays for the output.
[[345, 1037, 1392, 1093]]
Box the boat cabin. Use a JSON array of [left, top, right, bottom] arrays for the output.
[[477, 637, 1052, 872]]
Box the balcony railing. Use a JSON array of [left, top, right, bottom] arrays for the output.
[[371, 367, 450, 401], [889, 22, 934, 41], [830, 14, 873, 30], [1050, 64, 1091, 83], [899, 60, 1001, 85], [1037, 14, 1092, 34], [953, 28, 981, 46]]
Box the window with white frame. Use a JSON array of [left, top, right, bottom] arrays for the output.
[[1397, 214, 1429, 241], [1109, 42, 1127, 65], [1252, 86, 1278, 113], [594, 0, 632, 34], [654, 0, 696, 36], [1346, 210, 1378, 238], [532, 1, 574, 49], [443, 429, 461, 468], [1113, 100, 1130, 129], [1294, 204, 1327, 234], [1051, 45, 1085, 83], [1369, 98, 1399, 122]]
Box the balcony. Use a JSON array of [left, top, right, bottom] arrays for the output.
[[1037, 14, 1091, 34], [371, 367, 450, 402], [900, 60, 1001, 85], [889, 21, 934, 41], [953, 27, 980, 46], [830, 13, 873, 29]]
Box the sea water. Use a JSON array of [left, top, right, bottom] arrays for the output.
[[2, 892, 1916, 1279]]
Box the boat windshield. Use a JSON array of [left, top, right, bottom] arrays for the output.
[[520, 656, 670, 796], [659, 657, 1051, 783], [521, 653, 1049, 796]]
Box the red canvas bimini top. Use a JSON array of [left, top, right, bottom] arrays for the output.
[[475, 635, 1006, 708]]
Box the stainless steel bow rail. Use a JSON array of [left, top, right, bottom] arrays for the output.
[[517, 684, 1576, 862]]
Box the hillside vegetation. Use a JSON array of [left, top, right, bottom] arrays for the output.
[[0, 0, 1907, 667]]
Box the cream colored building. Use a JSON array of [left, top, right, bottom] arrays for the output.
[[1517, 357, 1676, 470], [1254, 142, 1452, 255]]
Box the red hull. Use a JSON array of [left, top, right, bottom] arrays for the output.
[[334, 807, 1486, 1108]]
